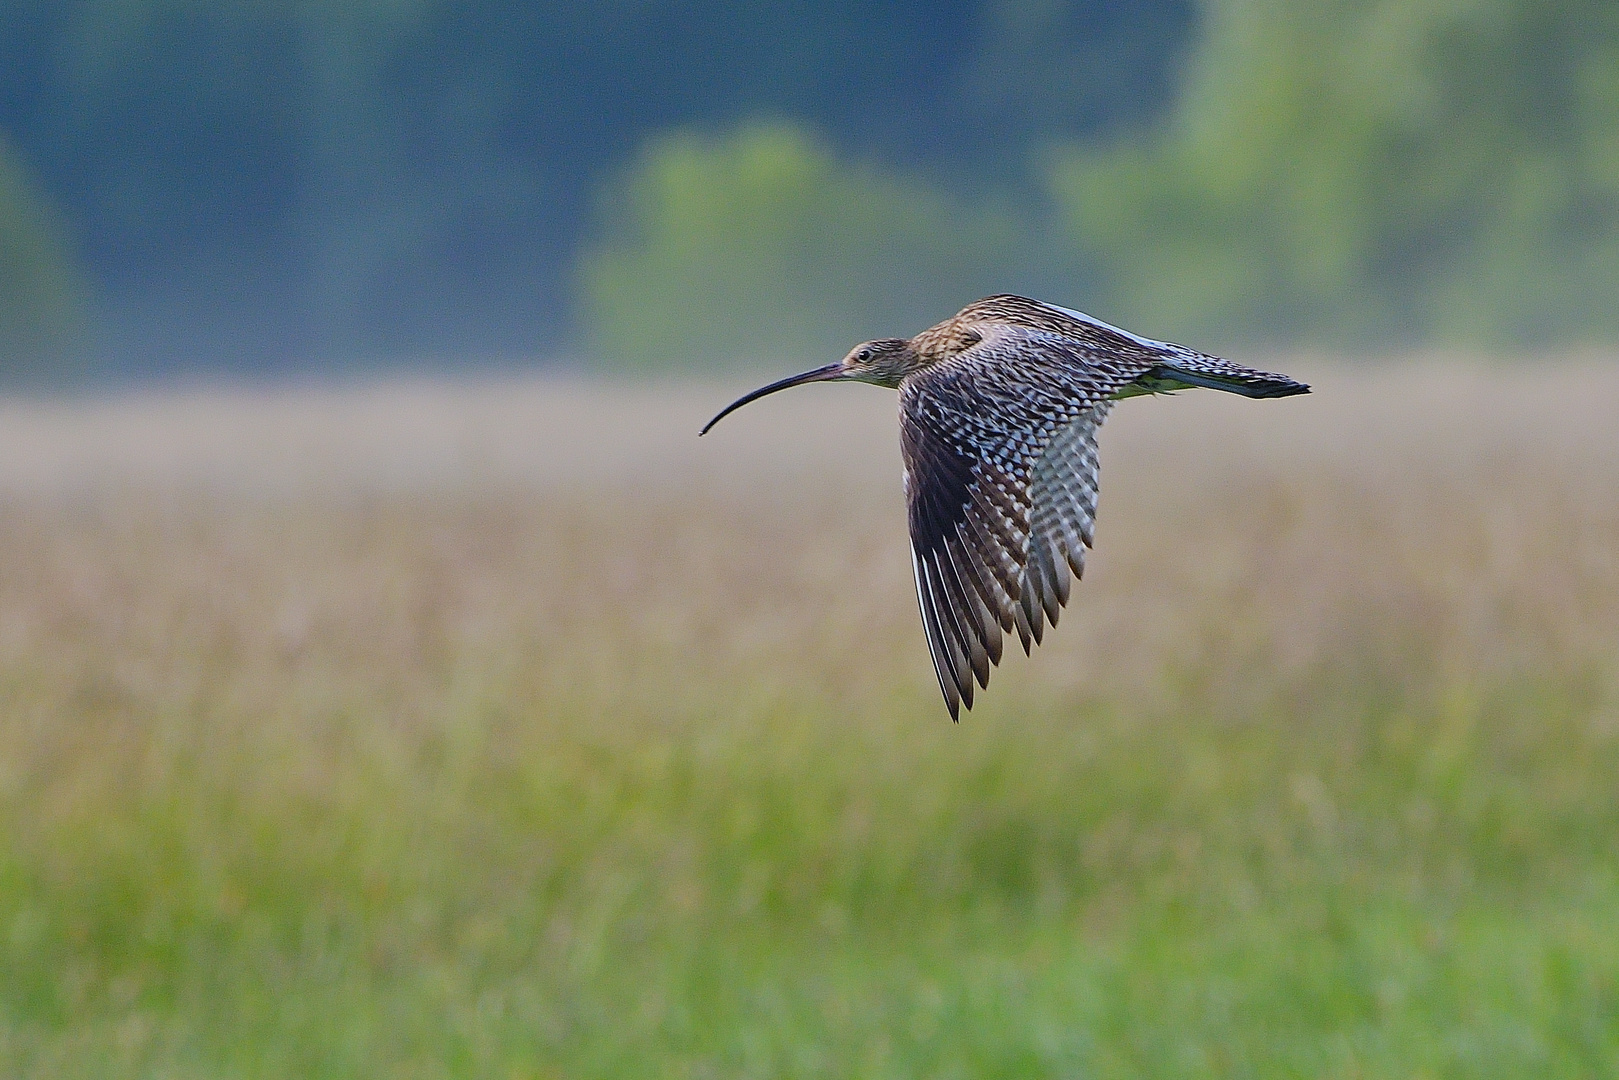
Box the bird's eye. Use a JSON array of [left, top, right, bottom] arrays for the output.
[[856, 347, 873, 363]]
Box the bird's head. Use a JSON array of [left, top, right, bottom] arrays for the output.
[[699, 338, 919, 435], [835, 337, 919, 387]]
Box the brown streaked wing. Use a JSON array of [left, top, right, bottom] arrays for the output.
[[898, 326, 1144, 719]]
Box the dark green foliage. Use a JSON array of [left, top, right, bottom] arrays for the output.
[[0, 140, 80, 377], [579, 126, 1040, 369], [4, 0, 1619, 368], [582, 0, 1619, 363], [1050, 0, 1619, 351], [0, 0, 1190, 370]]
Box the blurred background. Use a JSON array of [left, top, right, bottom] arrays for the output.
[[3, 1, 1619, 1077], [3, 0, 1619, 379]]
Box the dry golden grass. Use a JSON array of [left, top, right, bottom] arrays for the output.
[[1, 360, 1618, 1077], [2, 361, 1616, 696]]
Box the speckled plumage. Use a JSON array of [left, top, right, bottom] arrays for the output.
[[701, 295, 1310, 720]]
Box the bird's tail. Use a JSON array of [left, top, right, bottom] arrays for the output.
[[1148, 358, 1310, 399]]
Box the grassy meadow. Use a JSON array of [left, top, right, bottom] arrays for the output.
[[1, 363, 1618, 1077]]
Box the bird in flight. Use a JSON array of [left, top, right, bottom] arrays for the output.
[[700, 295, 1309, 720]]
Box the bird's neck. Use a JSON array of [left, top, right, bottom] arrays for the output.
[[912, 320, 983, 365]]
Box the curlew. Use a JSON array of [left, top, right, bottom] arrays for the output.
[[700, 295, 1309, 720]]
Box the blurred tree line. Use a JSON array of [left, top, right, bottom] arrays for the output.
[[0, 0, 1615, 375], [0, 0, 1188, 374], [581, 126, 1052, 369], [1053, 0, 1619, 351]]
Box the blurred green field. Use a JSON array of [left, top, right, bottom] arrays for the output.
[[1, 363, 1618, 1078]]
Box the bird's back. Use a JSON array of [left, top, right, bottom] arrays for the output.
[[946, 295, 1184, 358], [932, 295, 1308, 400]]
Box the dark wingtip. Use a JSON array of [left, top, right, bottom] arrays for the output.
[[1228, 376, 1311, 398]]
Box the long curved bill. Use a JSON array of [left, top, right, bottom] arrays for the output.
[[699, 363, 846, 435]]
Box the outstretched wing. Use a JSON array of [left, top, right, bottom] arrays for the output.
[[899, 324, 1143, 719]]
